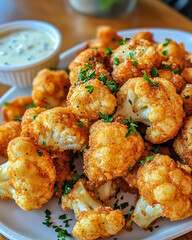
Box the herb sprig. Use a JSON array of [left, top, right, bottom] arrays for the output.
[[121, 117, 138, 137], [143, 73, 160, 89], [98, 112, 114, 122]]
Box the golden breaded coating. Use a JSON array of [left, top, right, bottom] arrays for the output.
[[67, 79, 117, 121], [134, 31, 155, 43], [2, 96, 33, 122], [4, 137, 56, 210], [0, 121, 21, 157], [173, 116, 192, 167], [111, 38, 161, 70], [158, 69, 186, 93], [51, 150, 74, 197], [32, 69, 70, 108], [28, 107, 89, 151], [181, 68, 192, 84], [137, 154, 192, 221], [88, 25, 122, 52], [180, 84, 192, 116], [157, 39, 185, 69], [111, 59, 143, 86], [116, 77, 185, 144], [21, 107, 46, 137], [84, 120, 144, 185], [69, 48, 111, 84]]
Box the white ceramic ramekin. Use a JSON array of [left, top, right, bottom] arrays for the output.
[[0, 20, 62, 87]]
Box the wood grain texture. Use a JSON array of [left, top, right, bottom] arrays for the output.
[[0, 0, 192, 239]]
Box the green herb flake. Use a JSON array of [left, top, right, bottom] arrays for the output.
[[162, 63, 172, 70], [52, 225, 72, 239], [85, 62, 92, 69], [124, 206, 134, 219], [121, 117, 138, 137], [42, 141, 46, 146], [120, 37, 130, 45], [24, 104, 29, 109], [54, 183, 58, 193], [14, 116, 22, 121], [148, 227, 153, 232], [99, 74, 120, 94], [85, 85, 94, 94], [162, 50, 168, 56], [88, 57, 93, 61], [106, 47, 112, 55], [155, 225, 159, 228], [99, 111, 114, 122], [33, 115, 37, 120], [111, 37, 116, 42], [129, 52, 133, 59], [163, 38, 170, 47], [114, 57, 120, 66], [81, 145, 89, 151], [152, 145, 160, 154], [185, 95, 190, 99], [132, 61, 138, 67], [128, 99, 132, 105], [150, 66, 159, 77], [77, 121, 84, 127], [42, 209, 53, 227], [3, 102, 9, 106], [37, 149, 43, 157], [62, 173, 84, 195], [172, 70, 181, 74], [63, 219, 73, 228], [128, 166, 133, 172], [139, 154, 156, 166], [114, 199, 120, 210], [30, 102, 36, 108], [120, 202, 129, 210], [58, 214, 67, 220], [143, 73, 160, 89], [120, 196, 124, 200], [46, 105, 50, 109], [97, 59, 103, 64]]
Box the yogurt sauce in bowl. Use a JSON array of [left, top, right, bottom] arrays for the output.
[[0, 30, 55, 66]]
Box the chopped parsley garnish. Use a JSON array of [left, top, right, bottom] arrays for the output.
[[59, 214, 67, 220], [52, 225, 72, 239], [129, 52, 133, 59], [148, 227, 153, 232], [63, 219, 73, 228], [114, 199, 120, 210], [121, 117, 138, 137], [81, 145, 89, 151], [77, 121, 84, 127], [139, 154, 156, 166], [46, 105, 50, 109], [185, 95, 190, 99], [33, 115, 37, 119], [111, 37, 117, 42], [163, 38, 170, 47], [114, 57, 120, 66], [3, 102, 9, 106], [42, 209, 53, 227], [37, 149, 43, 157], [14, 116, 22, 121], [128, 166, 133, 172], [30, 102, 36, 108], [99, 74, 120, 94], [120, 202, 129, 210], [97, 59, 103, 64], [85, 85, 94, 94], [98, 111, 114, 122], [124, 206, 134, 219], [24, 104, 29, 109], [162, 50, 168, 56], [172, 70, 180, 74], [143, 73, 160, 89], [42, 141, 46, 146], [150, 66, 159, 77], [162, 63, 172, 70], [54, 183, 58, 192], [62, 173, 84, 195], [152, 145, 160, 154], [78, 68, 96, 83], [120, 37, 130, 45], [88, 57, 93, 61], [132, 61, 138, 67], [128, 99, 132, 105], [85, 62, 92, 69], [105, 47, 112, 55], [120, 196, 124, 200], [48, 150, 52, 154], [155, 225, 159, 228]]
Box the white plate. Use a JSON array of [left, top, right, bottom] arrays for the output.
[[0, 28, 192, 240]]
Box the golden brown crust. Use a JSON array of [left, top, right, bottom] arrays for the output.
[[134, 31, 155, 43], [180, 84, 192, 116]]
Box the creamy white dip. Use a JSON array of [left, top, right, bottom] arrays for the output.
[[0, 29, 55, 66]]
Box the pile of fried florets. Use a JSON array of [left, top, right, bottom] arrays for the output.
[[1, 26, 192, 240]]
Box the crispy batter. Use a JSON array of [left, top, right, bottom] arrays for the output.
[[7, 137, 56, 210], [137, 154, 192, 221], [88, 25, 122, 52], [173, 116, 192, 167], [180, 84, 192, 116], [158, 69, 186, 93], [2, 96, 32, 122], [0, 121, 21, 157], [84, 120, 144, 186], [181, 68, 192, 84], [28, 107, 89, 151], [67, 79, 117, 120], [32, 69, 70, 108], [116, 77, 185, 144], [134, 31, 155, 43]]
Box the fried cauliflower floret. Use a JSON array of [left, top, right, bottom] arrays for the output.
[[21, 107, 46, 137], [180, 84, 192, 116], [181, 68, 192, 84], [158, 69, 186, 93], [62, 179, 125, 240], [84, 120, 144, 185], [2, 96, 33, 122], [28, 107, 89, 151], [0, 121, 21, 157], [173, 116, 192, 167], [51, 150, 74, 197], [137, 154, 192, 221], [157, 39, 185, 69], [111, 38, 161, 70], [111, 59, 143, 86], [69, 48, 111, 84], [32, 69, 70, 108], [115, 77, 185, 144], [88, 25, 122, 52], [0, 137, 56, 210], [134, 31, 155, 43], [67, 79, 117, 121]]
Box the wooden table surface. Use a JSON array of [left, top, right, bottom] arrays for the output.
[[0, 0, 192, 239]]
